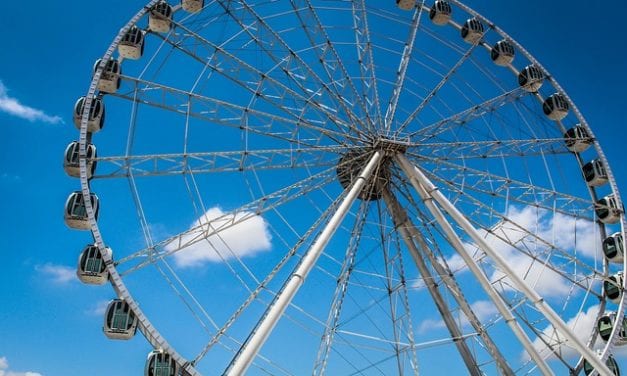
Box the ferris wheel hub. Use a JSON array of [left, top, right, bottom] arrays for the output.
[[372, 136, 410, 154]]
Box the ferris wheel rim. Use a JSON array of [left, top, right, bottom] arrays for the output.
[[72, 1, 626, 374]]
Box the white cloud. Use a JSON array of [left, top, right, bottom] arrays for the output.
[[85, 300, 110, 316], [0, 81, 63, 124], [0, 356, 43, 376], [418, 318, 446, 333], [526, 305, 627, 361], [448, 205, 599, 298], [35, 263, 76, 285], [0, 173, 21, 183], [418, 299, 499, 334], [168, 207, 272, 268]]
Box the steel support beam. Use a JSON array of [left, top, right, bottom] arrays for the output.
[[382, 189, 482, 376], [396, 153, 612, 375], [225, 151, 383, 375], [383, 189, 515, 375]]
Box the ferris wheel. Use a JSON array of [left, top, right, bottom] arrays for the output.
[[64, 0, 626, 374]]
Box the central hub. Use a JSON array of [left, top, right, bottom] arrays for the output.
[[336, 137, 406, 201]]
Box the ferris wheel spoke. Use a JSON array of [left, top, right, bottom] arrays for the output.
[[217, 0, 371, 137], [395, 184, 520, 374], [115, 164, 339, 273], [92, 146, 346, 179], [383, 188, 494, 376], [412, 138, 570, 161], [313, 199, 370, 375], [408, 165, 602, 297], [395, 22, 488, 136], [112, 75, 352, 146], [383, 3, 424, 132], [193, 187, 349, 366], [394, 153, 597, 375], [397, 158, 614, 375], [351, 0, 383, 130], [410, 153, 594, 219], [405, 86, 529, 142], [371, 200, 421, 374], [288, 0, 374, 131], [225, 152, 383, 375], [150, 22, 360, 141], [384, 231, 420, 374]]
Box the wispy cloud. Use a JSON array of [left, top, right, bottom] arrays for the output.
[[0, 173, 21, 183], [525, 305, 627, 361], [418, 299, 499, 333], [84, 300, 110, 316], [0, 80, 63, 124], [0, 356, 43, 376], [35, 263, 76, 285], [444, 205, 599, 299], [167, 206, 272, 268]]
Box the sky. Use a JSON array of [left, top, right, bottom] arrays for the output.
[[1, 1, 627, 375]]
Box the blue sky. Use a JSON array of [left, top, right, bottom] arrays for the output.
[[1, 1, 626, 375]]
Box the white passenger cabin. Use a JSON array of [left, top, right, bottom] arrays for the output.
[[490, 40, 515, 66], [104, 299, 138, 340], [604, 272, 624, 304], [542, 93, 569, 121], [583, 159, 608, 187], [73, 96, 105, 133], [182, 0, 204, 13], [598, 312, 627, 345], [461, 18, 483, 44], [94, 59, 121, 94], [564, 125, 592, 153], [77, 245, 110, 285], [145, 350, 179, 376], [63, 141, 97, 179], [429, 1, 452, 25], [64, 191, 99, 230], [118, 26, 145, 60], [596, 195, 621, 224], [583, 351, 620, 376], [604, 232, 624, 264], [149, 1, 173, 33], [518, 65, 544, 92]]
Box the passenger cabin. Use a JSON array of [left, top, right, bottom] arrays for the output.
[[104, 299, 138, 340], [604, 232, 625, 264], [149, 1, 173, 33], [94, 59, 121, 94], [182, 0, 204, 13], [77, 245, 110, 285], [118, 26, 145, 60], [461, 18, 484, 44], [583, 352, 621, 376], [542, 93, 569, 121], [596, 195, 621, 224], [518, 65, 544, 92], [583, 159, 608, 187], [145, 350, 179, 376], [73, 96, 105, 133], [63, 141, 97, 179], [396, 0, 414, 10], [64, 191, 99, 230], [490, 40, 515, 66], [429, 1, 452, 25], [604, 272, 624, 304], [564, 125, 592, 153], [598, 312, 627, 344]]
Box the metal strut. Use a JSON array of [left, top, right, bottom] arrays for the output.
[[224, 151, 384, 375], [382, 188, 515, 376], [382, 189, 483, 376], [395, 153, 613, 376]]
